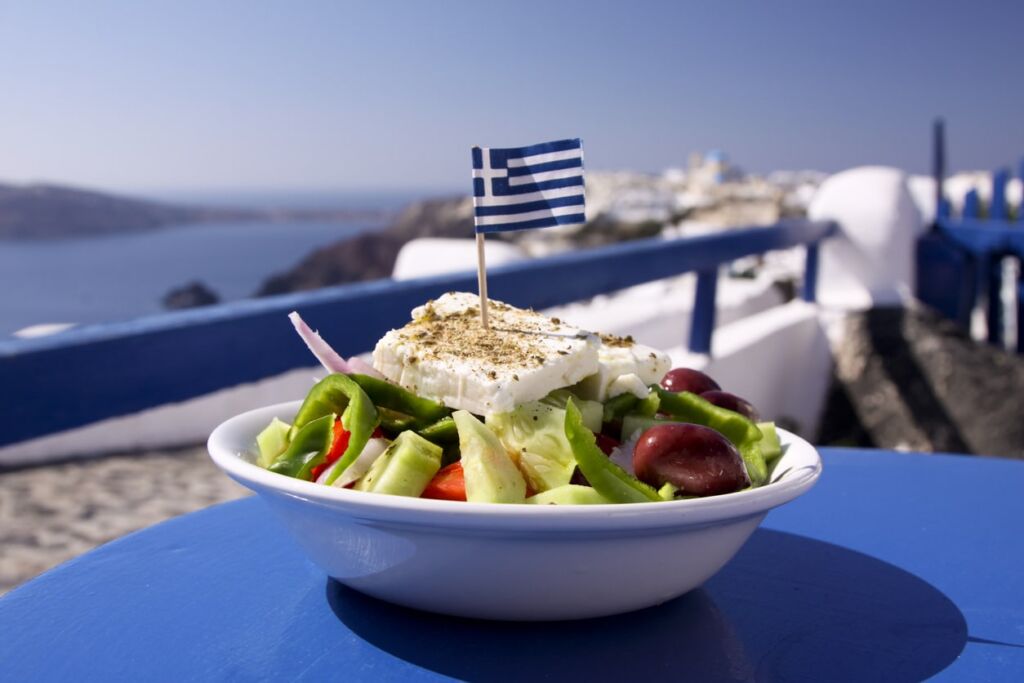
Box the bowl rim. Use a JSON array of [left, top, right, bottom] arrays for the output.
[[208, 400, 822, 531]]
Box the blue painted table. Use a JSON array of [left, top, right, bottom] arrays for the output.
[[2, 449, 1023, 682]]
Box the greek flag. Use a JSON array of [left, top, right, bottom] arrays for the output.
[[471, 138, 585, 234]]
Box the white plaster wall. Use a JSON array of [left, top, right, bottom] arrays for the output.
[[809, 166, 923, 311], [907, 175, 937, 226], [543, 269, 785, 351], [392, 238, 528, 281]]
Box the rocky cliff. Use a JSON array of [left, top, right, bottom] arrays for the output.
[[0, 182, 386, 240], [258, 196, 474, 295], [256, 195, 666, 295]]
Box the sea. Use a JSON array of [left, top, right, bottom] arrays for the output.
[[0, 190, 440, 338]]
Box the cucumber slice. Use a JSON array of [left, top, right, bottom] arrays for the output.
[[657, 482, 678, 501], [454, 410, 527, 504], [620, 415, 668, 442], [527, 485, 611, 505], [256, 417, 291, 468], [355, 431, 442, 497]]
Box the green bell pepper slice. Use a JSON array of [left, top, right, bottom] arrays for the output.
[[633, 390, 661, 417], [269, 414, 336, 479], [757, 421, 782, 464], [739, 441, 768, 487], [378, 408, 420, 435], [289, 373, 380, 485], [654, 388, 762, 446], [349, 374, 450, 426], [564, 399, 661, 504], [602, 393, 639, 423], [417, 416, 459, 445], [655, 388, 767, 486]]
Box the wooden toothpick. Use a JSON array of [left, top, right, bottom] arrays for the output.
[[476, 231, 490, 330]]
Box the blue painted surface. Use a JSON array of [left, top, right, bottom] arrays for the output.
[[932, 118, 946, 222], [0, 220, 835, 447], [962, 189, 981, 219], [938, 217, 1024, 256], [688, 269, 718, 354], [915, 233, 976, 327], [922, 131, 1023, 348], [801, 241, 820, 302], [1019, 279, 1024, 354], [986, 254, 1005, 346], [990, 168, 1010, 221], [934, 218, 1024, 348], [1, 449, 1022, 681]]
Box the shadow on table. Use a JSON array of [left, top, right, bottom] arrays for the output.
[[326, 529, 967, 682]]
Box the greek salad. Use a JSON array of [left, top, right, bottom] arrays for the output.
[[255, 292, 783, 504]]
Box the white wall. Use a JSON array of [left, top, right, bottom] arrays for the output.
[[543, 268, 786, 351], [392, 238, 527, 281], [809, 166, 923, 311], [667, 301, 833, 437]]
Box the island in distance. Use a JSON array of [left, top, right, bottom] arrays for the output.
[[0, 181, 390, 240]]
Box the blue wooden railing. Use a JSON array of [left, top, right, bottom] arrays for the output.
[[0, 220, 834, 447], [919, 119, 1023, 351]]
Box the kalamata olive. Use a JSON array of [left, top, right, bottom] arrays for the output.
[[700, 390, 760, 422], [660, 368, 721, 395], [633, 423, 750, 496]]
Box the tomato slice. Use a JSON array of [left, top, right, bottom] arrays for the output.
[[421, 462, 467, 501], [310, 419, 351, 481]]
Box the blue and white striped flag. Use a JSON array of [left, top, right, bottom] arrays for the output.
[[471, 138, 585, 234]]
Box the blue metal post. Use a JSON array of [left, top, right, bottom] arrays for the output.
[[1017, 274, 1024, 354], [963, 189, 981, 219], [991, 168, 1010, 220], [987, 255, 1004, 347], [801, 242, 820, 302], [688, 269, 718, 354], [916, 233, 977, 328], [932, 118, 948, 222], [1019, 158, 1024, 220]]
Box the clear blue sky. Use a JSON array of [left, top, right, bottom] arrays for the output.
[[2, 0, 1023, 194]]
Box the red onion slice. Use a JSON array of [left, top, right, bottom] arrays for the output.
[[347, 355, 386, 380], [288, 311, 351, 374]]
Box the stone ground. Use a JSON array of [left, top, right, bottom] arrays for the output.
[[818, 303, 1024, 459], [0, 445, 247, 595]]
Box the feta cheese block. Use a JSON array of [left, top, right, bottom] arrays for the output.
[[572, 334, 672, 402], [372, 292, 600, 415]]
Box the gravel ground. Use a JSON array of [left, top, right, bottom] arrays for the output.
[[0, 445, 247, 595]]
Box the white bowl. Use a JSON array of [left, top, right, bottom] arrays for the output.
[[208, 401, 822, 621]]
